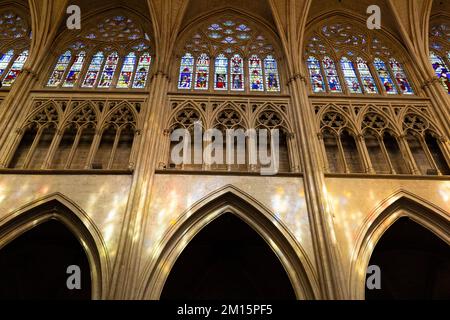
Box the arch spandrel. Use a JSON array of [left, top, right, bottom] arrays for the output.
[[0, 193, 111, 299], [139, 185, 320, 300], [349, 190, 450, 299]]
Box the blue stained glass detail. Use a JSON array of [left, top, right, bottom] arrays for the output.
[[0, 49, 14, 78], [132, 53, 151, 89], [195, 53, 210, 90], [47, 51, 72, 87], [264, 55, 280, 92], [214, 54, 228, 90], [98, 52, 119, 88], [178, 53, 194, 90], [356, 57, 378, 94], [374, 58, 397, 95], [117, 52, 137, 88], [340, 57, 362, 94], [307, 56, 325, 93], [2, 50, 28, 87], [249, 55, 264, 91], [430, 52, 450, 94], [82, 52, 104, 88], [322, 56, 342, 93]]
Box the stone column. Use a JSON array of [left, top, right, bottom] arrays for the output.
[[0, 0, 69, 154]]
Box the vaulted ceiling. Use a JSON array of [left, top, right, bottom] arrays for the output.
[[307, 0, 399, 38], [180, 0, 276, 32], [431, 0, 450, 18]]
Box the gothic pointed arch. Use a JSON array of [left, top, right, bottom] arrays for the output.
[[139, 185, 319, 300], [350, 190, 450, 299], [173, 9, 285, 93], [45, 5, 154, 90], [0, 193, 109, 299], [304, 13, 416, 95]]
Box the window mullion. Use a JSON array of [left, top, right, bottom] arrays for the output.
[[369, 60, 384, 96], [77, 51, 92, 89], [108, 128, 121, 169], [23, 127, 43, 169], [352, 59, 366, 95], [129, 53, 140, 88], [61, 52, 77, 88], [112, 54, 124, 88], [387, 60, 402, 95], [65, 127, 82, 169]]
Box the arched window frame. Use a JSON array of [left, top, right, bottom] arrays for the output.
[[0, 8, 31, 88], [44, 12, 154, 90], [304, 20, 416, 96], [175, 16, 284, 94]]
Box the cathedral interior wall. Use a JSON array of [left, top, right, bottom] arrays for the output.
[[326, 177, 450, 284], [0, 174, 132, 267]]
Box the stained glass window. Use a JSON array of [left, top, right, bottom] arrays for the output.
[[307, 56, 325, 93], [322, 56, 342, 93], [230, 54, 244, 91], [63, 51, 86, 88], [2, 50, 28, 87], [180, 17, 280, 93], [195, 53, 210, 90], [0, 11, 29, 39], [117, 52, 137, 88], [82, 52, 104, 88], [47, 51, 72, 87], [340, 57, 362, 94], [306, 22, 415, 96], [389, 58, 414, 95], [0, 50, 14, 79], [178, 53, 194, 90], [373, 58, 397, 95], [249, 55, 264, 92], [98, 52, 119, 88], [356, 57, 378, 94], [429, 21, 450, 94], [264, 55, 280, 92], [45, 13, 151, 90], [214, 54, 228, 90], [132, 53, 151, 89], [430, 52, 450, 94]]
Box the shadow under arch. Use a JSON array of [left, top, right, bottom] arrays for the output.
[[0, 193, 109, 299], [350, 190, 450, 300], [139, 185, 320, 300]]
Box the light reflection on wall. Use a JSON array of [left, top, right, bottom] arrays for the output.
[[0, 175, 132, 263], [142, 174, 314, 273], [325, 177, 450, 282]]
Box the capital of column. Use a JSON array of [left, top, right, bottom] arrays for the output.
[[421, 76, 440, 89], [150, 70, 171, 82], [287, 73, 306, 86], [22, 67, 39, 80]]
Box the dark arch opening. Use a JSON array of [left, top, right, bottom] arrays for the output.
[[366, 217, 450, 300], [161, 213, 296, 300], [0, 220, 92, 300]]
